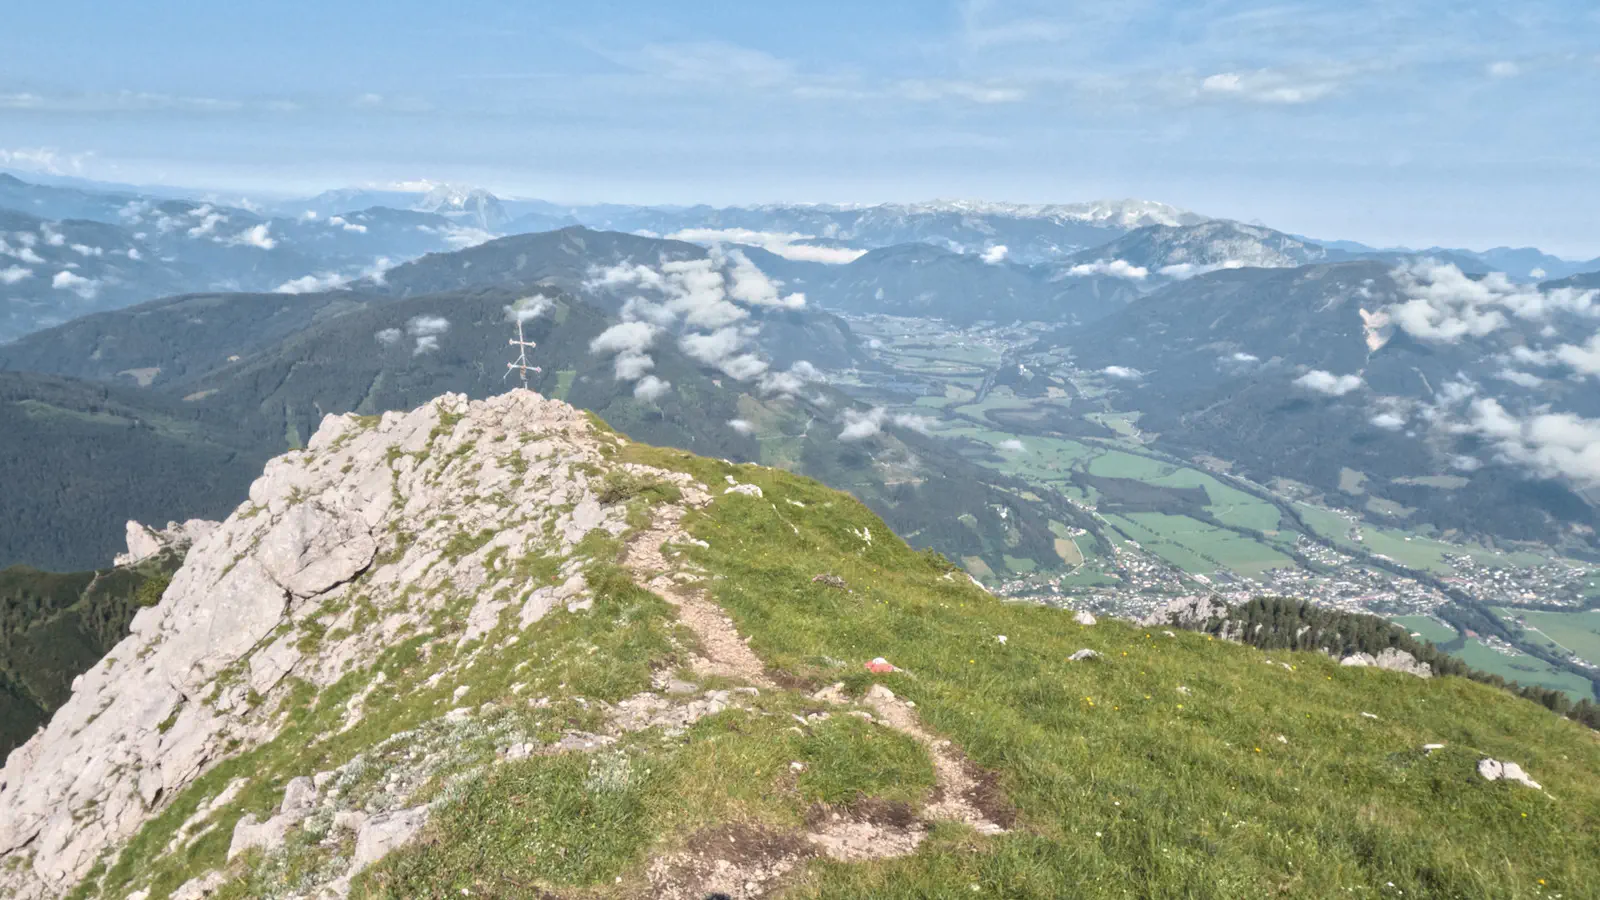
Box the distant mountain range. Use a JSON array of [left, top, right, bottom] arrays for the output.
[[0, 174, 492, 341], [0, 227, 1099, 575], [1060, 258, 1600, 552]]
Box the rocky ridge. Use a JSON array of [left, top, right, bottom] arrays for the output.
[[0, 391, 1012, 900]]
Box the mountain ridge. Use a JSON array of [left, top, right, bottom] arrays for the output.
[[1, 390, 1595, 900]]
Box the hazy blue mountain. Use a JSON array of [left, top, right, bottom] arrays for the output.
[[498, 198, 1207, 264], [0, 176, 501, 342], [1065, 221, 1330, 277]]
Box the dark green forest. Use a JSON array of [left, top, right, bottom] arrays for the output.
[[1178, 595, 1600, 730], [0, 550, 182, 756]]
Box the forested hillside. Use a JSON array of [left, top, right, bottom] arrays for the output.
[[0, 550, 182, 755]]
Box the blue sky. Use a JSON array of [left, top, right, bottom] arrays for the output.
[[2, 0, 1598, 255]]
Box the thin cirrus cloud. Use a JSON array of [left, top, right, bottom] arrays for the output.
[[1197, 69, 1340, 104]]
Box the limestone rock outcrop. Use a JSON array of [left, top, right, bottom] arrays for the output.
[[1339, 647, 1432, 678], [0, 391, 658, 899], [114, 519, 219, 567]]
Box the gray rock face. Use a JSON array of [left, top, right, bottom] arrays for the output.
[[350, 806, 430, 875], [1478, 758, 1542, 789], [1139, 595, 1228, 628], [1073, 611, 1097, 626], [1340, 648, 1431, 678], [0, 390, 649, 900], [114, 519, 220, 568]]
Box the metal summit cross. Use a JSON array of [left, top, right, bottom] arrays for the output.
[[505, 317, 541, 388]]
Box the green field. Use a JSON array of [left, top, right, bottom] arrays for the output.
[[1295, 503, 1549, 574], [1086, 448, 1171, 480], [1390, 615, 1458, 645], [1146, 467, 1283, 533], [1496, 608, 1600, 666], [1123, 512, 1295, 575], [1453, 639, 1595, 699]]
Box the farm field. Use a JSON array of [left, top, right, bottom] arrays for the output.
[[1494, 608, 1600, 666], [1123, 512, 1295, 576], [1390, 615, 1458, 646], [1453, 639, 1595, 700]]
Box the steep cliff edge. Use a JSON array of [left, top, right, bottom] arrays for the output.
[[2, 391, 1597, 900]]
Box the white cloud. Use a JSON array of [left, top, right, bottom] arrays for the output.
[[980, 245, 1008, 265], [999, 438, 1026, 452], [375, 328, 402, 347], [185, 206, 227, 238], [0, 266, 31, 284], [125, 247, 142, 261], [50, 270, 98, 298], [1487, 61, 1521, 79], [719, 353, 770, 381], [1158, 260, 1247, 279], [758, 360, 825, 397], [276, 272, 349, 294], [1067, 259, 1148, 279], [0, 146, 92, 175], [0, 236, 45, 265], [895, 79, 1026, 104], [837, 406, 930, 441], [634, 375, 671, 401], [1369, 412, 1406, 430], [839, 408, 884, 441], [1199, 69, 1338, 104], [1230, 352, 1259, 363], [407, 315, 450, 355], [327, 215, 368, 234], [41, 226, 65, 247], [0, 90, 247, 114], [680, 326, 753, 368], [585, 252, 808, 384], [725, 251, 806, 309], [1386, 261, 1599, 343], [68, 243, 102, 257], [1494, 368, 1545, 388], [614, 351, 654, 380], [591, 321, 659, 357], [1553, 333, 1600, 377], [1294, 369, 1363, 396], [1102, 366, 1142, 379], [727, 418, 756, 435], [666, 228, 865, 265], [416, 224, 495, 250], [225, 223, 277, 250], [590, 321, 660, 383], [505, 294, 552, 324], [1456, 398, 1600, 484]]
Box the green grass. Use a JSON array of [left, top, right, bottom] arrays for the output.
[[619, 448, 1600, 899], [1124, 513, 1295, 576], [1452, 639, 1595, 700], [1391, 616, 1458, 645], [1086, 449, 1172, 480], [1496, 609, 1600, 666], [81, 433, 1600, 900]]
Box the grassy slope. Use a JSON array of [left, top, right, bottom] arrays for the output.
[[623, 442, 1600, 899], [72, 423, 1600, 900]]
